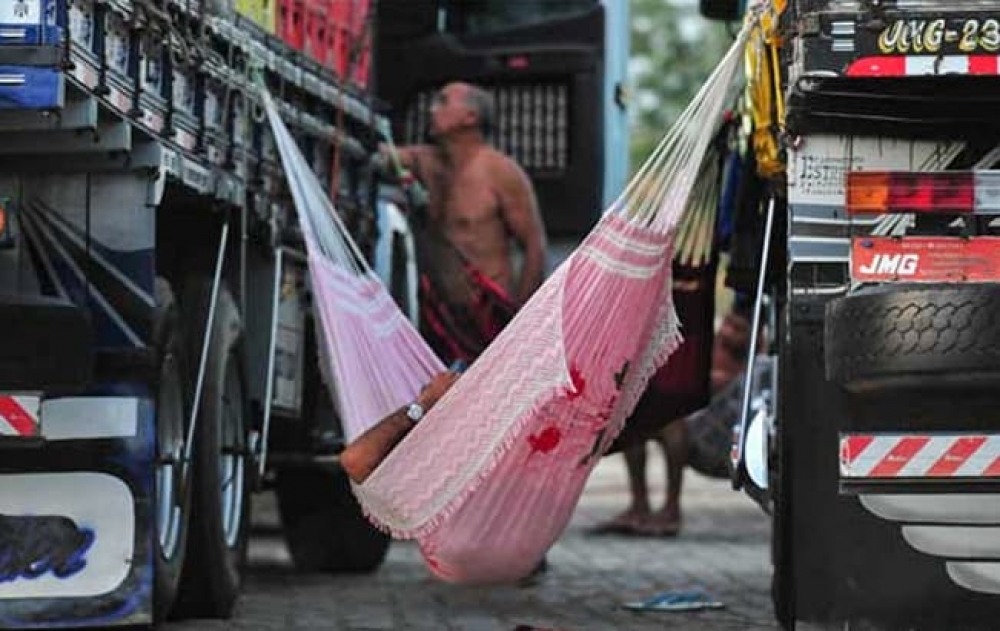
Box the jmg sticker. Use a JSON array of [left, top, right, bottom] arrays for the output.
[[852, 236, 1000, 282]]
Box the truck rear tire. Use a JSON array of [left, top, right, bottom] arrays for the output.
[[771, 394, 795, 630], [275, 466, 390, 573], [152, 278, 194, 622], [825, 284, 1000, 393], [174, 279, 252, 619]]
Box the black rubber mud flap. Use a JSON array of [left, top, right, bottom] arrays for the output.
[[0, 293, 92, 390], [825, 284, 1000, 393]]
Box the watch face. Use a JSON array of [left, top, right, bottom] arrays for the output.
[[407, 403, 424, 421]]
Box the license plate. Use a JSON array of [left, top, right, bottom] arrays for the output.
[[852, 236, 1000, 282], [876, 15, 1000, 56], [802, 10, 1000, 77]]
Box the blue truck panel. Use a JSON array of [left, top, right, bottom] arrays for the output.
[[0, 66, 61, 110]]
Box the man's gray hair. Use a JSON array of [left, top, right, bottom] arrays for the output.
[[464, 84, 495, 138]]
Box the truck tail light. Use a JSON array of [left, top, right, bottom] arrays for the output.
[[847, 171, 975, 215]]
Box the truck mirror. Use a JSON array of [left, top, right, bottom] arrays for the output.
[[699, 0, 746, 21]]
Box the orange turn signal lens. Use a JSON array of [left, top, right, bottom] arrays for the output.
[[847, 171, 891, 214]]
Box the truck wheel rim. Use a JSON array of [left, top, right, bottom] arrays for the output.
[[156, 350, 184, 559], [220, 356, 245, 547]]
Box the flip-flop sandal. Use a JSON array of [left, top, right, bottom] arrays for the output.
[[622, 590, 725, 612], [635, 520, 681, 538]]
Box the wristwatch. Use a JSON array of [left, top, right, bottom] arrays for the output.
[[406, 401, 425, 423]]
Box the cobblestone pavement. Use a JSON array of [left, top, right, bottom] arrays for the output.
[[169, 454, 778, 631]]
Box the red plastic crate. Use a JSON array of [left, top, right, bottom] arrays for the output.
[[349, 39, 370, 87], [329, 0, 353, 30], [322, 18, 339, 73], [278, 0, 305, 50], [331, 0, 371, 86], [333, 24, 351, 77], [352, 0, 371, 87], [303, 0, 328, 63], [352, 0, 371, 29]]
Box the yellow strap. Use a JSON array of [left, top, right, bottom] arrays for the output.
[[743, 0, 787, 178]]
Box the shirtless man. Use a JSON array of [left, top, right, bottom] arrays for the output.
[[342, 84, 548, 499], [393, 81, 547, 306]]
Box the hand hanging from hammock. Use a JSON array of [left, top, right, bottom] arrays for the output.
[[341, 370, 461, 484]]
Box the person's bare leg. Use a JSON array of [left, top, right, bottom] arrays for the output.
[[644, 420, 686, 536], [592, 443, 652, 533]]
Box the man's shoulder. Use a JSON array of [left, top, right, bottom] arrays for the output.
[[486, 148, 528, 179], [486, 146, 516, 165]]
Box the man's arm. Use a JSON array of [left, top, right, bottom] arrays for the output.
[[340, 371, 459, 484], [497, 158, 547, 304], [377, 143, 425, 176]]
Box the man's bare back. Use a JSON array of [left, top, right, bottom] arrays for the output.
[[392, 81, 547, 306]]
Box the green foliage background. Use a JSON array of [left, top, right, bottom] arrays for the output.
[[629, 0, 732, 172]]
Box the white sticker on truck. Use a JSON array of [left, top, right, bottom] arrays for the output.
[[0, 472, 134, 599], [0, 1, 41, 24], [41, 396, 139, 440]]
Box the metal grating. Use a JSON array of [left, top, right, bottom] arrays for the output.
[[403, 81, 570, 172]]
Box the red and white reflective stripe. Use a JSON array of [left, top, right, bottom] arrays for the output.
[[847, 55, 1000, 77], [0, 395, 40, 437], [841, 434, 1000, 479]]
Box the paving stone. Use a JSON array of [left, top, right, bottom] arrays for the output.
[[167, 454, 778, 631]]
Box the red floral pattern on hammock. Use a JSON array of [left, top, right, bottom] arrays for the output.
[[525, 359, 630, 476]]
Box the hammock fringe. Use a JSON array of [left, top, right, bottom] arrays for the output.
[[357, 379, 571, 540]]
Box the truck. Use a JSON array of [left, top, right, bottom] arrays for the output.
[[703, 0, 1000, 628], [0, 0, 628, 627]]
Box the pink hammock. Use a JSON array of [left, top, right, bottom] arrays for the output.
[[263, 23, 749, 583], [359, 214, 681, 581], [264, 101, 444, 442]]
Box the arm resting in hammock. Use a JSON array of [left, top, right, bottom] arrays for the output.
[[341, 371, 460, 484]]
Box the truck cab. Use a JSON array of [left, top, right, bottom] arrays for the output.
[[706, 1, 1000, 628]]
